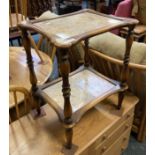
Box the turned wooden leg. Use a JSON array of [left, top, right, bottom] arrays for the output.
[[58, 48, 73, 149], [65, 125, 73, 149], [21, 29, 41, 115], [84, 39, 90, 67], [118, 25, 134, 109]]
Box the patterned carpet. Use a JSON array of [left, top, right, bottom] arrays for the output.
[[123, 134, 146, 155]]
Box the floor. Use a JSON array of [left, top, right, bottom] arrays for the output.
[[123, 134, 146, 155]]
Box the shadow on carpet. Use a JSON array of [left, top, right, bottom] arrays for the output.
[[122, 135, 146, 155]]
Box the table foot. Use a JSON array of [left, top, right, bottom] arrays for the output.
[[61, 143, 78, 154], [117, 92, 124, 110], [65, 127, 73, 149], [30, 107, 46, 119]]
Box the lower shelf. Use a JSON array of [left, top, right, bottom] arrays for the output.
[[41, 66, 124, 121]]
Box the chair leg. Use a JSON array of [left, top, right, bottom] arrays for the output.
[[17, 37, 22, 46], [10, 40, 14, 46], [28, 33, 44, 63]]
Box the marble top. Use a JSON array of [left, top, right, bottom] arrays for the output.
[[19, 9, 138, 48]]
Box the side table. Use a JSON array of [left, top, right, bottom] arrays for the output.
[[19, 9, 138, 149]]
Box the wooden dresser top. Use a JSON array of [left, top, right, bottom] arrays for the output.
[[10, 93, 138, 155]]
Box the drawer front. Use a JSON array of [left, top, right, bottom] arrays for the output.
[[93, 114, 133, 149], [80, 108, 134, 155], [97, 128, 131, 155], [121, 129, 131, 153], [99, 115, 133, 149], [80, 115, 133, 155]]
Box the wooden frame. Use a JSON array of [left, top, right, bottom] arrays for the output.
[[19, 9, 138, 149]]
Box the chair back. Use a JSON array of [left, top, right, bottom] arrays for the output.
[[134, 0, 146, 25], [115, 0, 132, 18], [9, 0, 27, 30], [89, 48, 146, 140], [9, 86, 31, 123]]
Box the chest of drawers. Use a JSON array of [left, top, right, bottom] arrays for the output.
[[10, 93, 138, 155]]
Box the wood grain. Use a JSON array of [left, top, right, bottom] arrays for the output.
[[9, 93, 138, 155], [9, 47, 52, 108]]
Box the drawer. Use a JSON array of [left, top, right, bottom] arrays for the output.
[[98, 108, 134, 145], [95, 116, 133, 152], [81, 115, 133, 155], [121, 129, 131, 153], [97, 128, 131, 155]]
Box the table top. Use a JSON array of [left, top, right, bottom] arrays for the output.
[[19, 9, 138, 48], [9, 47, 52, 108], [9, 93, 138, 155]]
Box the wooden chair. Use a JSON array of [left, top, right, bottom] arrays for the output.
[[88, 48, 146, 142], [9, 0, 45, 62], [118, 0, 146, 42], [9, 85, 32, 123]]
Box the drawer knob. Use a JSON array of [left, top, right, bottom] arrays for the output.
[[101, 146, 107, 153], [126, 114, 131, 119], [123, 137, 127, 141], [121, 147, 125, 152], [125, 124, 130, 129], [102, 134, 107, 141]]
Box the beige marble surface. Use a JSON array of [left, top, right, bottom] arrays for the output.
[[43, 69, 120, 113]]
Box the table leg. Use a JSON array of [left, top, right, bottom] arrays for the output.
[[21, 29, 41, 115], [21, 29, 38, 91], [58, 48, 73, 149], [84, 39, 90, 67], [118, 25, 134, 109]]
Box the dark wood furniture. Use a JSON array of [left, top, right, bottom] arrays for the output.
[[18, 9, 138, 149], [56, 0, 82, 15], [10, 93, 138, 155], [27, 0, 54, 17]]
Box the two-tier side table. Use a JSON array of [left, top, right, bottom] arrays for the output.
[[18, 9, 138, 149]]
